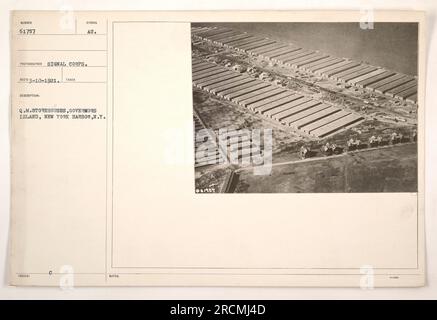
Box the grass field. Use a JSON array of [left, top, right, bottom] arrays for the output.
[[233, 143, 417, 193]]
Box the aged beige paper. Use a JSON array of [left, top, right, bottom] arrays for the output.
[[9, 10, 425, 287]]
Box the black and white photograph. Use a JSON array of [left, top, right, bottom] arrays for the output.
[[192, 22, 418, 193], [1, 5, 433, 296]]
